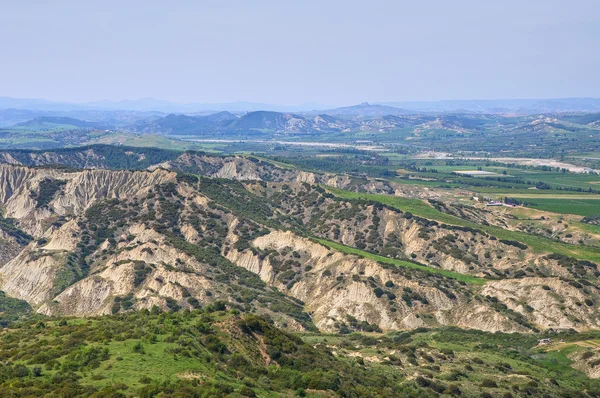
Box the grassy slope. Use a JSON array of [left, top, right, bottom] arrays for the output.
[[4, 310, 600, 397], [313, 237, 486, 285], [0, 311, 424, 397], [325, 186, 600, 263]]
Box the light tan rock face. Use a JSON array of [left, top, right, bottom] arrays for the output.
[[227, 230, 527, 333], [252, 182, 551, 280], [0, 165, 61, 220], [165, 153, 324, 183], [0, 246, 66, 305], [0, 165, 179, 314], [38, 224, 215, 316], [378, 208, 534, 275], [0, 153, 22, 165], [0, 164, 175, 228], [52, 168, 175, 215], [42, 220, 81, 251], [226, 249, 274, 283], [570, 350, 600, 379], [214, 160, 261, 180], [295, 171, 316, 184], [482, 278, 600, 330]]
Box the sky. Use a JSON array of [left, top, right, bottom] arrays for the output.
[[1, 0, 599, 106]]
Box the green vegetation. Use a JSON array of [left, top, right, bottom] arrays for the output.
[[582, 215, 600, 226], [525, 198, 600, 216], [325, 186, 460, 223], [0, 291, 31, 327], [79, 183, 316, 330], [305, 326, 600, 397], [313, 237, 487, 285], [0, 140, 599, 391], [197, 177, 277, 228], [0, 215, 33, 245], [34, 178, 67, 208], [4, 309, 600, 397], [0, 310, 431, 397]]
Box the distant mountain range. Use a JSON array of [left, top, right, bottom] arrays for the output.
[[15, 116, 106, 129], [1, 96, 600, 114], [130, 111, 352, 136], [316, 102, 412, 117], [127, 109, 441, 137], [0, 108, 164, 128], [5, 108, 600, 139], [0, 108, 431, 136]]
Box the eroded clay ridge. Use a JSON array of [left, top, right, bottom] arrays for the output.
[[0, 163, 598, 334]]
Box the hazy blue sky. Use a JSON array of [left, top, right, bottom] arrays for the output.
[[1, 0, 599, 105]]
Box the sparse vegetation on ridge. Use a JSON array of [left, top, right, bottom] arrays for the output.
[[312, 237, 487, 285], [325, 186, 600, 263]]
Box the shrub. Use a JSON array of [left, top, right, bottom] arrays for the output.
[[481, 379, 498, 388], [133, 342, 145, 354], [582, 351, 595, 360], [205, 335, 228, 354], [139, 376, 152, 384], [585, 299, 594, 306], [12, 364, 30, 378]]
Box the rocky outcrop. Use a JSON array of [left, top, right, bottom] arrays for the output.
[[0, 164, 175, 233], [229, 230, 529, 333], [570, 349, 600, 379], [53, 168, 175, 215], [482, 278, 600, 330], [0, 245, 67, 305], [39, 225, 217, 316]]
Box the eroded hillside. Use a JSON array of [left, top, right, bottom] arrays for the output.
[[0, 145, 441, 199], [0, 159, 599, 335]]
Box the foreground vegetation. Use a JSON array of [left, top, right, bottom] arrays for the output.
[[0, 309, 425, 397], [3, 309, 600, 397]]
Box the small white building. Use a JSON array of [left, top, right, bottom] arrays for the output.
[[538, 338, 551, 345], [486, 201, 502, 207]]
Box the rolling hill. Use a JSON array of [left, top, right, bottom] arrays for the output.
[[15, 116, 107, 130]]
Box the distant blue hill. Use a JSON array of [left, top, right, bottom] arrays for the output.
[[15, 116, 106, 129], [2, 96, 600, 114]]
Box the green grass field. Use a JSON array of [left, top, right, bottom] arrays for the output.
[[525, 198, 600, 217], [83, 338, 210, 388], [325, 186, 600, 263], [312, 237, 487, 285], [390, 159, 600, 193]]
